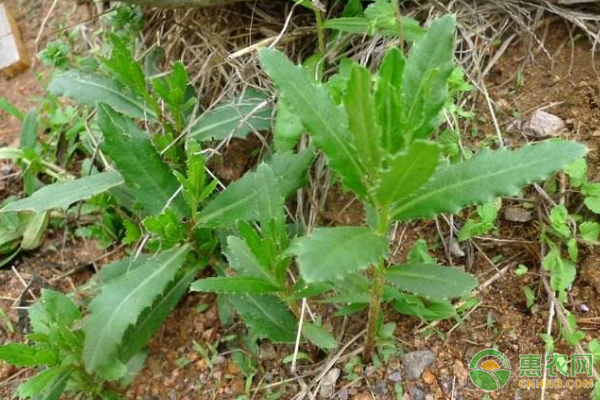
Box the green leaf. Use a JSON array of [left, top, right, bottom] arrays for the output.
[[48, 71, 155, 120], [17, 365, 73, 400], [523, 286, 536, 309], [303, 323, 337, 349], [119, 266, 197, 363], [579, 221, 600, 242], [402, 15, 456, 143], [98, 104, 189, 217], [364, 0, 425, 40], [550, 204, 570, 238], [291, 227, 388, 283], [0, 97, 24, 120], [197, 164, 282, 227], [542, 242, 576, 294], [391, 140, 588, 221], [386, 263, 478, 300], [393, 292, 456, 321], [259, 48, 367, 198], [374, 141, 440, 207], [225, 236, 276, 283], [20, 109, 38, 150], [1, 171, 123, 213], [28, 290, 82, 335], [191, 277, 284, 294], [0, 344, 56, 367], [344, 64, 382, 174], [189, 90, 272, 141], [564, 158, 587, 188], [268, 148, 315, 198], [324, 17, 370, 33], [230, 294, 297, 343], [20, 211, 49, 251], [584, 196, 600, 214], [83, 245, 190, 373], [376, 48, 405, 151], [274, 101, 304, 152]]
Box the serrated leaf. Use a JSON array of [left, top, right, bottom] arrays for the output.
[[189, 90, 272, 141], [375, 141, 439, 207], [48, 71, 155, 120], [197, 164, 283, 227], [230, 294, 297, 342], [402, 15, 456, 143], [119, 266, 197, 363], [259, 48, 367, 198], [386, 263, 477, 300], [376, 48, 405, 151], [98, 104, 189, 217], [28, 290, 82, 335], [542, 242, 576, 293], [83, 245, 190, 373], [191, 277, 284, 294], [344, 64, 382, 173], [268, 148, 315, 197], [291, 227, 388, 283], [1, 171, 123, 213], [364, 0, 425, 40], [302, 323, 337, 349], [391, 140, 588, 221], [225, 236, 276, 283], [0, 344, 57, 367]]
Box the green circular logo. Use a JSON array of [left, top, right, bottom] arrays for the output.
[[469, 349, 511, 391]]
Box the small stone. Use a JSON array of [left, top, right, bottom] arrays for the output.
[[374, 381, 388, 395], [422, 370, 436, 385], [212, 355, 226, 365], [402, 350, 436, 380], [523, 110, 567, 138], [409, 387, 425, 400], [338, 388, 349, 400], [504, 207, 533, 223], [320, 368, 340, 398], [260, 344, 277, 361], [388, 370, 402, 382]]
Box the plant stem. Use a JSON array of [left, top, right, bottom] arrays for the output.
[[314, 10, 326, 57], [364, 258, 385, 360], [364, 211, 390, 360], [392, 0, 405, 51]]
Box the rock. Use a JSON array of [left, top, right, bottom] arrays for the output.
[[374, 381, 389, 395], [402, 350, 436, 380], [320, 368, 340, 398], [260, 344, 277, 361], [388, 370, 402, 382], [337, 388, 349, 400], [504, 207, 533, 223], [523, 110, 567, 138], [409, 387, 425, 400]]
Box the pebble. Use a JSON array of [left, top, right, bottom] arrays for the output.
[[402, 350, 436, 380], [409, 386, 426, 400], [338, 388, 349, 400], [388, 370, 402, 382], [523, 110, 567, 138], [504, 207, 533, 223], [260, 344, 277, 361]]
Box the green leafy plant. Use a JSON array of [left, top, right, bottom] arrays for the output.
[[259, 14, 587, 358], [0, 290, 125, 400]]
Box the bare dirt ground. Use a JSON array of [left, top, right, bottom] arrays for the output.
[[0, 4, 599, 400]]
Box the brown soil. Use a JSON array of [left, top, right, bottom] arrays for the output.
[[1, 7, 599, 400]]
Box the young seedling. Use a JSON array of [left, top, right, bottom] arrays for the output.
[[259, 15, 587, 359]]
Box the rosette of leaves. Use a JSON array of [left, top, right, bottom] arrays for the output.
[[260, 14, 587, 358]]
